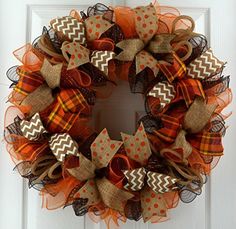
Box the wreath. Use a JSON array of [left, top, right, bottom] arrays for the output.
[[4, 2, 232, 227]]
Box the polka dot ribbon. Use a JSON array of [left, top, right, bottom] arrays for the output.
[[67, 129, 133, 213], [115, 4, 175, 76], [51, 15, 115, 76]]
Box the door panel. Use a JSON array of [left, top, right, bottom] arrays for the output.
[[0, 0, 235, 229]]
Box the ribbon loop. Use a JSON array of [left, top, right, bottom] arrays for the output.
[[133, 4, 158, 44], [40, 58, 63, 89], [50, 16, 86, 45]]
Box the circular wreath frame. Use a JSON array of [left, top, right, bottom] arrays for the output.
[[4, 2, 232, 227]]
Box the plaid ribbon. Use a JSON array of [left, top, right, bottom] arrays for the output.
[[158, 53, 186, 83], [15, 140, 48, 161], [153, 114, 180, 143], [188, 131, 223, 156], [177, 78, 205, 107], [14, 67, 44, 96], [46, 89, 89, 133]]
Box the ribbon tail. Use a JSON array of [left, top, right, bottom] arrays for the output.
[[115, 39, 144, 61], [123, 167, 146, 191], [136, 50, 159, 76], [96, 177, 134, 213], [67, 154, 96, 181], [20, 112, 47, 140], [75, 179, 101, 207], [141, 186, 167, 222], [40, 58, 62, 89]]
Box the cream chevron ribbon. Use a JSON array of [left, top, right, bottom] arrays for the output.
[[20, 113, 78, 162], [187, 48, 225, 79], [123, 167, 177, 193], [61, 41, 115, 76], [50, 16, 86, 45], [148, 81, 176, 110]]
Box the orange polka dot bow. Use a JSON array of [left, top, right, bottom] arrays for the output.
[[121, 123, 177, 221], [50, 15, 115, 76], [115, 4, 175, 77], [67, 128, 134, 213]]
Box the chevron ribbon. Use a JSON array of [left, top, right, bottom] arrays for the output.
[[187, 48, 224, 79], [49, 133, 78, 161], [123, 168, 177, 193], [50, 16, 86, 45], [61, 41, 115, 76], [146, 171, 177, 193], [91, 51, 115, 76], [20, 113, 47, 141], [148, 81, 176, 110], [123, 168, 146, 191], [20, 113, 78, 161]]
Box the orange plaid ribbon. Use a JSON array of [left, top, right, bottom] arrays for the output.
[[14, 67, 44, 96], [42, 89, 90, 133], [177, 78, 205, 107], [189, 131, 224, 156], [153, 115, 180, 143], [158, 53, 186, 83], [15, 140, 49, 161]]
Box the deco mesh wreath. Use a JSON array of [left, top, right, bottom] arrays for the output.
[[4, 2, 232, 227]]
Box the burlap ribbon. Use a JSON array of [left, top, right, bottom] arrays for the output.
[[20, 58, 89, 121], [121, 123, 177, 222], [20, 113, 79, 162], [21, 59, 62, 116], [68, 128, 133, 213], [164, 97, 217, 162], [31, 155, 62, 185]]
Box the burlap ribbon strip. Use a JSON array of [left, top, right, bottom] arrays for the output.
[[20, 113, 79, 161], [68, 128, 133, 213], [170, 97, 217, 161], [21, 59, 62, 116]]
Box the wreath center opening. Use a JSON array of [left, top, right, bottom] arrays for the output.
[[91, 79, 144, 139]]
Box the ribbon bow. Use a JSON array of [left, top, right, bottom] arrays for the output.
[[67, 129, 133, 213], [20, 59, 90, 133], [50, 15, 115, 76], [115, 4, 175, 77], [160, 97, 219, 163], [147, 47, 225, 111], [20, 113, 78, 161], [121, 123, 177, 221]]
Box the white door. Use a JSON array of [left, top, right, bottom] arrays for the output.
[[0, 0, 235, 229]]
